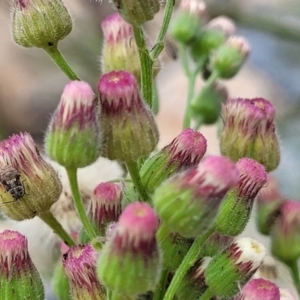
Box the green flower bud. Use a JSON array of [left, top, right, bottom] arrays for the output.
[[97, 70, 159, 162], [205, 237, 267, 298], [0, 133, 62, 221], [111, 0, 160, 26], [214, 158, 267, 236], [171, 0, 206, 44], [220, 98, 280, 172], [0, 230, 44, 300], [140, 128, 207, 194], [52, 262, 70, 300], [97, 202, 161, 297], [11, 0, 72, 49], [45, 81, 102, 169], [210, 36, 250, 78]]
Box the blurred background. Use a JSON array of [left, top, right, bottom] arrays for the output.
[[1, 0, 300, 298]]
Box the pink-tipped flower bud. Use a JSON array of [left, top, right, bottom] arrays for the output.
[[0, 133, 62, 220], [11, 0, 72, 49], [63, 244, 105, 300], [220, 98, 280, 172], [256, 175, 285, 235], [176, 257, 212, 300], [111, 0, 160, 26], [171, 0, 206, 44], [234, 278, 280, 300], [210, 36, 250, 78], [97, 202, 161, 297], [190, 15, 235, 59], [190, 81, 228, 125], [0, 230, 44, 299], [153, 155, 239, 238], [205, 237, 267, 298], [140, 128, 207, 193], [89, 182, 122, 236], [214, 158, 267, 236], [45, 81, 102, 169], [101, 14, 141, 83], [271, 200, 300, 263], [97, 70, 159, 162]]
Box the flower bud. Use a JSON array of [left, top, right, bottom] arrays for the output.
[[11, 0, 72, 49], [256, 175, 285, 235], [52, 262, 70, 300], [171, 0, 206, 44], [220, 98, 280, 172], [153, 156, 239, 238], [111, 0, 160, 26], [97, 202, 161, 297], [190, 81, 228, 125], [89, 182, 122, 236], [45, 81, 102, 169], [101, 14, 141, 83], [210, 36, 250, 78], [214, 158, 267, 236], [271, 200, 300, 263], [0, 230, 44, 300], [190, 15, 235, 59], [63, 244, 105, 300], [140, 128, 207, 194], [0, 133, 62, 220], [205, 237, 267, 298], [176, 257, 212, 300], [234, 278, 280, 300], [97, 70, 159, 162]]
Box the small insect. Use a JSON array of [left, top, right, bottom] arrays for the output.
[[0, 166, 26, 202]]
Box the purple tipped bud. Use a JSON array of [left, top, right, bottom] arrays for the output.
[[111, 0, 160, 26], [210, 35, 250, 78], [220, 98, 280, 172], [97, 202, 161, 296], [11, 0, 72, 49], [214, 158, 267, 236], [101, 14, 142, 83], [271, 200, 300, 263], [63, 244, 105, 300], [153, 155, 239, 237], [205, 237, 267, 297], [234, 278, 280, 300], [45, 81, 102, 168], [89, 182, 122, 235], [97, 70, 159, 162], [141, 128, 207, 193], [0, 230, 44, 299], [256, 175, 285, 235], [0, 133, 62, 220]]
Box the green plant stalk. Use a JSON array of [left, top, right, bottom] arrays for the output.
[[125, 161, 150, 202], [44, 44, 80, 80], [153, 268, 169, 300], [286, 260, 300, 297], [66, 167, 97, 240], [39, 210, 75, 247], [198, 288, 214, 300], [132, 25, 153, 108], [163, 227, 215, 300], [150, 0, 176, 60]]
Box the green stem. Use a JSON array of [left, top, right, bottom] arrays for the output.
[[286, 260, 300, 297], [153, 268, 170, 300], [150, 0, 176, 60], [205, 71, 219, 88], [66, 167, 97, 240], [183, 71, 197, 129], [44, 44, 80, 80], [163, 227, 215, 300], [125, 161, 150, 202], [132, 25, 153, 108], [39, 211, 75, 247], [198, 288, 214, 300]]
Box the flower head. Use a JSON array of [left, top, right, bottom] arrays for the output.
[[0, 132, 62, 220]]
